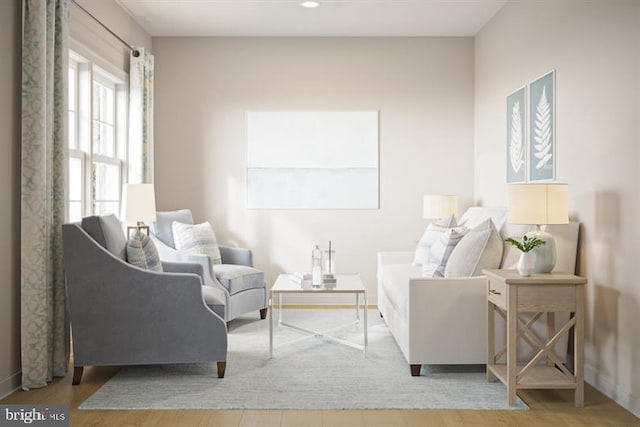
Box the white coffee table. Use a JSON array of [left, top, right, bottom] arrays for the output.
[[269, 273, 368, 357]]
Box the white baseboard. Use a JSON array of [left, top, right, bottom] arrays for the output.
[[585, 364, 640, 418], [0, 371, 21, 400]]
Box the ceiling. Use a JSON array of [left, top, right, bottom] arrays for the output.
[[116, 0, 507, 37]]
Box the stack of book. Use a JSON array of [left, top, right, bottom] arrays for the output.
[[323, 273, 337, 288], [290, 272, 312, 287]]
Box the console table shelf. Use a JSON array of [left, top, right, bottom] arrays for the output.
[[487, 364, 576, 389]]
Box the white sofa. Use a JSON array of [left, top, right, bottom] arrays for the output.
[[377, 207, 579, 376]]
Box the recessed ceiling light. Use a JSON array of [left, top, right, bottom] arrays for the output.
[[301, 1, 320, 8]]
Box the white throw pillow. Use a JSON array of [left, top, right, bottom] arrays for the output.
[[413, 214, 457, 266], [444, 219, 503, 277], [172, 221, 222, 265], [422, 226, 468, 277]]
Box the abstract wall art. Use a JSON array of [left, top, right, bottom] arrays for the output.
[[246, 111, 379, 209]]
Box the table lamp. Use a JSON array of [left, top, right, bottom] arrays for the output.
[[122, 183, 157, 238], [423, 194, 458, 220], [508, 183, 568, 273]]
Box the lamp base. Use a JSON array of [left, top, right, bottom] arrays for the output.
[[127, 222, 150, 239], [526, 229, 556, 273]]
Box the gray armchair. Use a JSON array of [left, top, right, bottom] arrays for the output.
[[151, 209, 268, 324], [62, 214, 227, 385]]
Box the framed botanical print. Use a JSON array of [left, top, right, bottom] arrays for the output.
[[529, 70, 555, 181], [506, 86, 527, 183]]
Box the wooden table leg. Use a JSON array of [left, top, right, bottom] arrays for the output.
[[507, 287, 517, 406], [487, 298, 496, 382], [547, 312, 555, 366], [575, 285, 585, 407]]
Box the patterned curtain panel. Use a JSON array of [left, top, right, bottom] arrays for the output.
[[21, 0, 70, 389], [128, 48, 155, 184]]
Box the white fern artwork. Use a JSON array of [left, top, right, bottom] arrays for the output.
[[533, 86, 552, 169], [509, 101, 524, 174]]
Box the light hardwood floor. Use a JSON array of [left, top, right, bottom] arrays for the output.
[[3, 364, 639, 427]]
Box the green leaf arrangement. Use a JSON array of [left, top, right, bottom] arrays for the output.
[[505, 235, 546, 253]]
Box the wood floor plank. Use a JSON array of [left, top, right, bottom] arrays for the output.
[[362, 410, 407, 426], [197, 410, 243, 427], [281, 410, 322, 427], [322, 410, 365, 427], [239, 410, 283, 427]]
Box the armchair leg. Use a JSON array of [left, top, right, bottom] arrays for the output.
[[217, 361, 226, 378], [410, 364, 421, 377], [260, 308, 268, 320], [72, 366, 84, 385]]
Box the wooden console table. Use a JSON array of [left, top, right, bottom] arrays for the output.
[[483, 269, 587, 407]]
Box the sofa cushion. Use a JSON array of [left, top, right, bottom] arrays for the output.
[[81, 214, 127, 261], [459, 206, 507, 230], [444, 219, 503, 277], [126, 231, 163, 272], [380, 263, 423, 317], [422, 226, 468, 277], [153, 209, 194, 248], [214, 264, 265, 295], [413, 215, 457, 266], [172, 221, 222, 264]]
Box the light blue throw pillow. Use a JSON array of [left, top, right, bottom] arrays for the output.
[[126, 230, 163, 272]]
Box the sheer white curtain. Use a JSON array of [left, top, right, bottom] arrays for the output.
[[21, 0, 70, 389], [128, 48, 154, 184]]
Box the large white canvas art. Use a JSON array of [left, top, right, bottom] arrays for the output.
[[247, 111, 379, 209]]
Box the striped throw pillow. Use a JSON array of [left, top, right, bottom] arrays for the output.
[[413, 214, 457, 266], [422, 226, 468, 277], [172, 221, 222, 265], [126, 230, 163, 272], [444, 219, 503, 277]]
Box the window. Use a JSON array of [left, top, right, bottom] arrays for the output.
[[66, 51, 127, 222]]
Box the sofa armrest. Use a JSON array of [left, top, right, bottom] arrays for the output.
[[219, 246, 253, 267], [162, 261, 205, 279], [377, 252, 415, 284], [406, 275, 488, 363], [152, 234, 227, 293], [378, 252, 415, 268]]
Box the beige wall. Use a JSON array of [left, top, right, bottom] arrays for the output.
[[153, 37, 475, 303], [0, 0, 21, 399], [474, 0, 640, 416]]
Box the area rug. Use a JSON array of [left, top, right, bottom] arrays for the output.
[[79, 309, 527, 410]]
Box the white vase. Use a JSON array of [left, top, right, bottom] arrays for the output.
[[517, 251, 535, 276]]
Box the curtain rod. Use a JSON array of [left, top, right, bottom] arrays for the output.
[[70, 0, 140, 57]]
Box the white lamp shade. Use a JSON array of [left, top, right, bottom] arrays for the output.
[[423, 195, 458, 219], [508, 183, 568, 225], [122, 184, 157, 224]]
